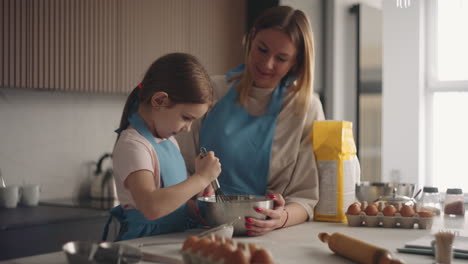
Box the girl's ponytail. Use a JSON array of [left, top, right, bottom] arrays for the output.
[[116, 86, 140, 138]]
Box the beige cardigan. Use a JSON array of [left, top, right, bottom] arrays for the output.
[[175, 76, 325, 219]]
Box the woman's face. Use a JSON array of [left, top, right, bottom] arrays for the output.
[[247, 28, 297, 88]]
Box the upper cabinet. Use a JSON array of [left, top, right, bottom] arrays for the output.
[[0, 0, 246, 93]]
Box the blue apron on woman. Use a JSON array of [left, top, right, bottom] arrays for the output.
[[200, 64, 290, 195], [102, 105, 197, 241]]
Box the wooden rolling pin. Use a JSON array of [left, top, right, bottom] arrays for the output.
[[318, 232, 404, 264]]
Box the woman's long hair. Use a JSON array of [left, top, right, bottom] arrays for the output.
[[237, 6, 315, 114]]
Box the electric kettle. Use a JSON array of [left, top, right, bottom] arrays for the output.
[[90, 153, 117, 201]]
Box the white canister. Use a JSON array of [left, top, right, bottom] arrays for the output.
[[20, 184, 41, 207], [0, 185, 20, 208]]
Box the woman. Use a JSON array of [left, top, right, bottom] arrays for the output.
[[177, 6, 325, 236]]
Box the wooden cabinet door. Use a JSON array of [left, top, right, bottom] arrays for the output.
[[0, 0, 245, 93]]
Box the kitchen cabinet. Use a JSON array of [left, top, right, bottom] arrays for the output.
[[0, 205, 109, 261], [0, 0, 245, 93]]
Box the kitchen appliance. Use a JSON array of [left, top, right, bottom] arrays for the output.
[[62, 241, 182, 264], [90, 153, 117, 201], [198, 195, 273, 236], [355, 182, 415, 203], [0, 168, 5, 187], [374, 187, 417, 207]]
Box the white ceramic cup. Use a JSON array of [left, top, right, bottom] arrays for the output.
[[0, 185, 20, 208], [20, 184, 41, 207]]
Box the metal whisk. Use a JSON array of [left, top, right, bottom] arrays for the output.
[[200, 147, 229, 202]]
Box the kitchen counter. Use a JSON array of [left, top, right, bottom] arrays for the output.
[[2, 213, 467, 264], [0, 205, 109, 260], [0, 205, 108, 231]]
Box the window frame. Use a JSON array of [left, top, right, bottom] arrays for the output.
[[425, 0, 468, 190]]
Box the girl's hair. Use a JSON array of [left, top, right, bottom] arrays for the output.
[[238, 6, 315, 113], [117, 52, 213, 132]]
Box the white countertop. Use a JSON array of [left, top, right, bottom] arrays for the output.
[[2, 214, 467, 264]]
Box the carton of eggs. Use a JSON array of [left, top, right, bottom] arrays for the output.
[[345, 202, 434, 229], [181, 234, 275, 264]]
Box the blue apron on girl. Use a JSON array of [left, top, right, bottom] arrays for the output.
[[200, 65, 290, 195], [102, 104, 197, 241]]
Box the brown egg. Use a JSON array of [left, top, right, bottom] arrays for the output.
[[400, 205, 415, 217], [226, 248, 249, 264], [191, 237, 211, 254], [382, 205, 397, 216], [212, 243, 234, 261], [364, 204, 379, 216], [224, 238, 234, 245], [346, 203, 361, 215], [200, 239, 215, 257], [182, 236, 199, 252], [248, 243, 259, 255], [251, 249, 274, 264], [417, 211, 434, 217]]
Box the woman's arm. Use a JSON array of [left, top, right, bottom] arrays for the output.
[[281, 93, 325, 219], [247, 94, 325, 235]]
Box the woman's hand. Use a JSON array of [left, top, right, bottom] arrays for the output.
[[244, 194, 288, 236]]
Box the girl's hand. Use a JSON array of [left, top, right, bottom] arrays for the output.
[[244, 194, 287, 236], [194, 151, 221, 183]]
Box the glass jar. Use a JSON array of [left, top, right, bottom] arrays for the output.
[[444, 188, 465, 216], [419, 186, 441, 215]]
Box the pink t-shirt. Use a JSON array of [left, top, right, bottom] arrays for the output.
[[112, 126, 181, 209]]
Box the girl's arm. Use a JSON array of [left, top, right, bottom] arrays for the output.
[[126, 171, 208, 220], [126, 152, 220, 220]]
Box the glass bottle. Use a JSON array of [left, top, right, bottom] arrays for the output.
[[420, 186, 441, 215], [444, 188, 465, 216]]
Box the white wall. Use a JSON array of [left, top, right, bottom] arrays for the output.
[[0, 88, 126, 200], [382, 0, 425, 186]]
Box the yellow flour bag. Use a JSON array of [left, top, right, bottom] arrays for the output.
[[313, 121, 361, 222]]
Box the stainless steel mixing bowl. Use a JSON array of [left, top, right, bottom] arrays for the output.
[[355, 182, 415, 203], [198, 195, 273, 236], [63, 241, 99, 264]]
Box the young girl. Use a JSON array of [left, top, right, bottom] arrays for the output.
[[103, 53, 221, 241]]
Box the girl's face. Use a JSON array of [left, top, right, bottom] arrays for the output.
[[148, 94, 209, 139], [247, 28, 297, 88]]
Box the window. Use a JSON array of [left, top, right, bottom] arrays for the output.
[[427, 0, 468, 191]]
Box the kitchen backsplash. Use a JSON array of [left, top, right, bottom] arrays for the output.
[[0, 87, 126, 200]]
